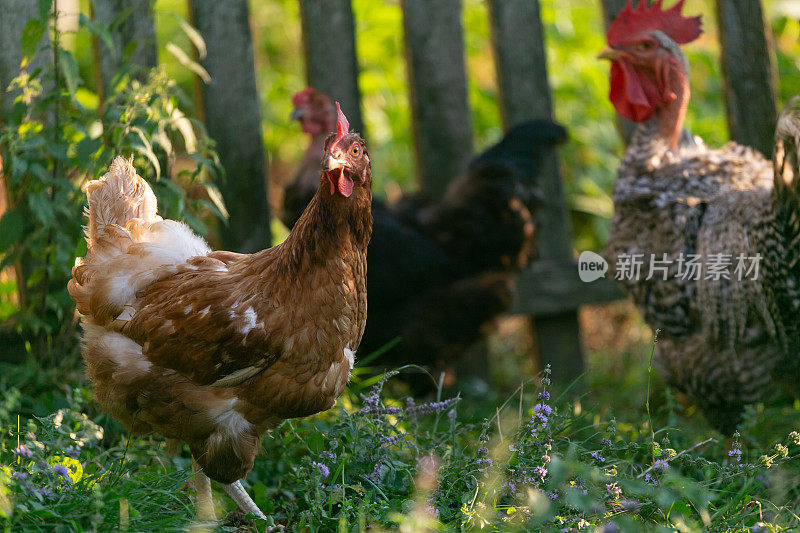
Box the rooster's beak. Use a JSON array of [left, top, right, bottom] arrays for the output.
[[290, 108, 304, 121], [598, 47, 623, 60], [323, 154, 348, 172]]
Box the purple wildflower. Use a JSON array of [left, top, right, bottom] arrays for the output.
[[548, 491, 559, 501], [380, 434, 403, 447], [363, 389, 380, 409], [606, 482, 622, 498], [475, 444, 492, 468], [653, 459, 669, 470], [533, 466, 548, 480], [356, 387, 405, 416], [503, 479, 517, 495], [590, 451, 605, 463], [65, 445, 81, 459], [729, 431, 743, 464], [311, 461, 330, 478], [11, 471, 27, 481], [13, 445, 33, 459], [448, 409, 456, 422], [52, 463, 71, 481], [601, 438, 612, 447], [38, 488, 55, 500], [425, 495, 440, 518], [357, 405, 402, 416], [534, 403, 552, 418], [319, 450, 337, 462], [406, 398, 459, 415], [644, 473, 657, 485], [531, 397, 553, 429], [365, 461, 383, 483], [538, 390, 550, 401]]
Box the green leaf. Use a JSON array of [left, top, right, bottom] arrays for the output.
[[78, 13, 116, 62], [57, 49, 82, 95], [129, 127, 161, 179], [169, 14, 206, 59], [165, 42, 210, 83], [202, 183, 228, 220], [74, 136, 101, 168], [20, 19, 46, 61], [28, 192, 55, 225], [37, 0, 52, 22], [0, 209, 24, 252]]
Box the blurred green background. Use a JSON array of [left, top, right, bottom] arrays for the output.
[[65, 0, 800, 251]]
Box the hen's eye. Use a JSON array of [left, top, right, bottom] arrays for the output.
[[350, 145, 360, 156], [637, 41, 654, 52]]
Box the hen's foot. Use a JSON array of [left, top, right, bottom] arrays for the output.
[[192, 461, 216, 522], [222, 480, 267, 520]]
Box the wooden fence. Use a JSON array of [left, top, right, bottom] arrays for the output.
[[0, 0, 781, 381]]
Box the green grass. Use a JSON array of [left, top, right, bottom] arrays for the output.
[[2, 330, 800, 532]]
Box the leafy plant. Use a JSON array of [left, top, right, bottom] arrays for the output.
[[0, 1, 223, 360]]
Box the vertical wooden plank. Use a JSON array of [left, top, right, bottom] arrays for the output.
[[401, 0, 472, 197], [0, 0, 47, 113], [489, 0, 584, 385], [487, 0, 551, 126], [714, 0, 778, 157], [600, 0, 636, 144], [0, 0, 49, 312], [190, 0, 270, 252], [299, 0, 363, 136], [92, 0, 157, 96]]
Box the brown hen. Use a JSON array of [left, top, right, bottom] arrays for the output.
[[68, 105, 371, 522]]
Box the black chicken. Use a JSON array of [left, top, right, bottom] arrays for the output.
[[287, 88, 567, 384]]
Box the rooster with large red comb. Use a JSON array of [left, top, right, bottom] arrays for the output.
[[69, 104, 371, 525], [602, 0, 800, 433]]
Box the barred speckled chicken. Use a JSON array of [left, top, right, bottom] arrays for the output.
[[601, 0, 800, 433]]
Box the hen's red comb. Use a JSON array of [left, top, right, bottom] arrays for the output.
[[335, 102, 349, 139], [292, 87, 315, 107], [607, 0, 702, 46]]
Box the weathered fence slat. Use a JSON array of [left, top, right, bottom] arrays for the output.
[[489, 0, 594, 385], [299, 0, 364, 136], [91, 0, 157, 98], [0, 0, 52, 313], [190, 0, 270, 253], [487, 0, 552, 127], [0, 0, 48, 112], [714, 0, 778, 157], [401, 0, 472, 197]]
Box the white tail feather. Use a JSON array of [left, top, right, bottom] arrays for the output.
[[69, 157, 210, 324], [84, 156, 160, 248]]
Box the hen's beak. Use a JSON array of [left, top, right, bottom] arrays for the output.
[[290, 108, 304, 121], [598, 47, 623, 60], [322, 154, 348, 172]]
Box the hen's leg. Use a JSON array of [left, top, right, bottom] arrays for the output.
[[192, 459, 216, 522], [222, 480, 267, 520]]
